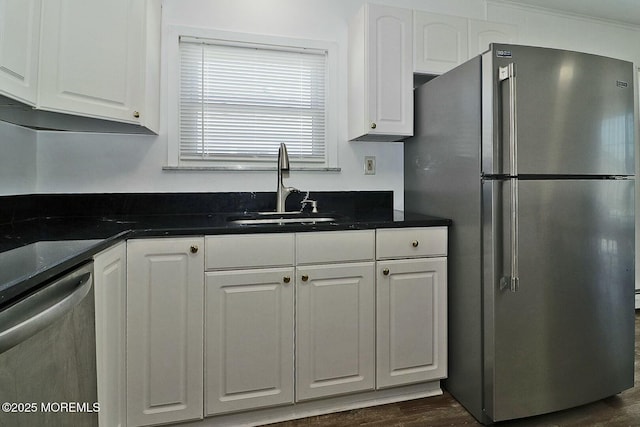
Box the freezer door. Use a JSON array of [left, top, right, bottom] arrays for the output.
[[482, 178, 635, 422], [482, 44, 635, 176]]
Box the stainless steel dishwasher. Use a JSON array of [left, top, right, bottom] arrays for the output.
[[0, 261, 98, 427]]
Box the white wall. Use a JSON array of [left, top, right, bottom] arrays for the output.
[[488, 2, 640, 63], [10, 0, 640, 211], [41, 0, 460, 210], [0, 121, 36, 196]]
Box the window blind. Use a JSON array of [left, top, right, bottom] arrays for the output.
[[179, 37, 327, 164]]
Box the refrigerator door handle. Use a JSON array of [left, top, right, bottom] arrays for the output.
[[499, 63, 519, 292], [499, 63, 517, 176], [499, 177, 520, 292]]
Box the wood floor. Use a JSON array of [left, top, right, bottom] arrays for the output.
[[267, 313, 640, 427]]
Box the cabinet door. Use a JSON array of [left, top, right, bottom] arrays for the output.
[[376, 257, 447, 389], [414, 11, 468, 75], [93, 242, 127, 427], [126, 238, 204, 427], [38, 0, 152, 126], [367, 5, 413, 138], [296, 262, 375, 401], [348, 4, 412, 141], [205, 268, 294, 415], [0, 0, 40, 105], [468, 19, 518, 58]]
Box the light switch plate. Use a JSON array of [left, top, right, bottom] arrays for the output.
[[364, 156, 376, 175]]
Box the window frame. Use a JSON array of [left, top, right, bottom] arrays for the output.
[[166, 26, 339, 171]]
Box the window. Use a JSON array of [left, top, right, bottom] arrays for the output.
[[169, 30, 336, 170]]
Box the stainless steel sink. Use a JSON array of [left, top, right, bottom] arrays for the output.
[[227, 212, 337, 225]]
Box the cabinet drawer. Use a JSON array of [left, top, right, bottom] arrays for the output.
[[206, 233, 294, 270], [376, 227, 447, 259], [296, 230, 375, 265]]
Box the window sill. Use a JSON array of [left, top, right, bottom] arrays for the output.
[[163, 166, 341, 172]]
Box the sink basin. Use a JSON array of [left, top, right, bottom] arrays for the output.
[[227, 212, 337, 225]]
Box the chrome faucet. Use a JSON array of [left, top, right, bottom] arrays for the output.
[[276, 143, 298, 212]]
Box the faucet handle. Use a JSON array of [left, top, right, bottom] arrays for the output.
[[300, 192, 319, 213]]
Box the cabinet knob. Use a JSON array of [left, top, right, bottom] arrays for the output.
[[370, 122, 377, 129], [133, 111, 140, 118], [383, 268, 390, 276], [283, 276, 291, 284], [412, 240, 419, 248], [301, 274, 309, 282], [190, 245, 199, 254]]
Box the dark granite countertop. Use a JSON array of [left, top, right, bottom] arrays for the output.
[[0, 192, 451, 311]]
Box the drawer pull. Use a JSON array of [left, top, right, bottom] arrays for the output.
[[301, 274, 309, 282], [412, 240, 419, 248], [283, 276, 291, 284], [383, 268, 390, 276]]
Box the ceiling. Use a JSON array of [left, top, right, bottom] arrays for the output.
[[498, 0, 640, 26]]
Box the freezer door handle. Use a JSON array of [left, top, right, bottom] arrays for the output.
[[499, 63, 517, 176]]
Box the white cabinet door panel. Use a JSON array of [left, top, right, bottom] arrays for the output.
[[414, 11, 468, 74], [296, 262, 375, 401], [93, 242, 126, 427], [126, 238, 204, 427], [349, 4, 413, 141], [376, 257, 447, 389], [0, 0, 40, 104], [38, 0, 150, 125], [296, 230, 375, 265], [205, 268, 294, 415], [468, 19, 518, 58]]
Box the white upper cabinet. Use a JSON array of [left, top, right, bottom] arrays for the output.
[[38, 0, 160, 132], [468, 19, 518, 58], [0, 0, 40, 105], [0, 0, 160, 133], [348, 3, 413, 141], [347, 4, 519, 141], [414, 11, 468, 75], [413, 11, 519, 74]]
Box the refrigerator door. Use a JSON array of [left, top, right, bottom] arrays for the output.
[[482, 44, 635, 176], [482, 178, 635, 422]]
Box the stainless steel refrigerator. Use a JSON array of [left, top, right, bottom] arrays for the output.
[[404, 43, 635, 424]]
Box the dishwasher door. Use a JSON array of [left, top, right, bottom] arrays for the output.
[[0, 261, 98, 427]]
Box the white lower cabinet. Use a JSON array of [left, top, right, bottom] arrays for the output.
[[376, 257, 447, 388], [93, 242, 127, 427], [121, 226, 447, 426], [205, 267, 295, 415], [126, 237, 204, 427], [375, 227, 448, 389], [204, 233, 295, 416], [296, 262, 376, 401]]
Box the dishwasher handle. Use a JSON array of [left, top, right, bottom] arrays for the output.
[[0, 263, 93, 354]]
